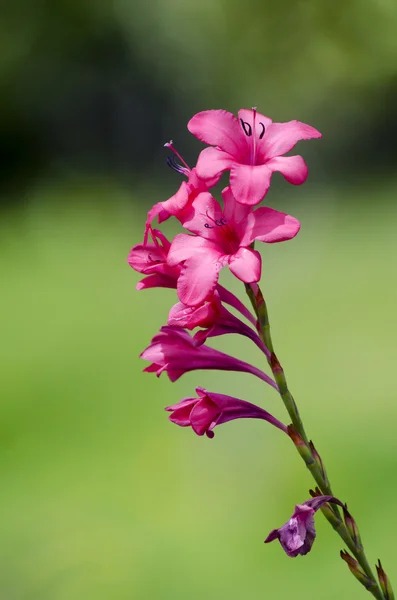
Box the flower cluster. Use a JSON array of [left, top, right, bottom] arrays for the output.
[[129, 107, 320, 439], [128, 108, 394, 598]]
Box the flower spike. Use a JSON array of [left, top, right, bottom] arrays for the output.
[[128, 106, 392, 600]]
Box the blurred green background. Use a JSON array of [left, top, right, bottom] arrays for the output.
[[1, 1, 397, 598]]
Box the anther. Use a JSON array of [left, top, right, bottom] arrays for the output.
[[240, 119, 252, 136], [166, 156, 189, 175]]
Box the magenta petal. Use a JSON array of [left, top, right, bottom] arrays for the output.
[[262, 120, 322, 160], [229, 248, 261, 283], [195, 147, 236, 180], [177, 254, 222, 306], [166, 399, 197, 426], [230, 163, 272, 206], [217, 284, 257, 326], [188, 109, 247, 157], [265, 155, 308, 185], [189, 398, 219, 436], [264, 529, 280, 544], [240, 207, 301, 246]]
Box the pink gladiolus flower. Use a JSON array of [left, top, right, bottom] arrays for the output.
[[265, 495, 343, 557], [167, 187, 300, 305], [140, 326, 277, 389], [168, 291, 269, 356], [128, 228, 260, 326], [166, 387, 288, 438], [188, 108, 321, 206], [128, 229, 180, 291], [145, 141, 220, 236], [128, 228, 261, 326]]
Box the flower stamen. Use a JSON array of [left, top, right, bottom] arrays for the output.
[[164, 140, 191, 171], [240, 120, 252, 137]]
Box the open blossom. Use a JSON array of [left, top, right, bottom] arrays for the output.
[[128, 229, 180, 291], [188, 108, 321, 206], [166, 387, 288, 438], [140, 326, 277, 388], [265, 503, 317, 557], [265, 495, 344, 557], [128, 228, 260, 327], [128, 228, 261, 328], [167, 187, 300, 305], [168, 291, 268, 356]]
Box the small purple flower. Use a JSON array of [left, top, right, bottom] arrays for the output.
[[265, 496, 340, 557], [265, 503, 316, 557]]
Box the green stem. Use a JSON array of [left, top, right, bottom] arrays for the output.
[[245, 282, 387, 600], [245, 284, 308, 444]]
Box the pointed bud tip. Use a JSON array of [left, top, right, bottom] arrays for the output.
[[164, 140, 173, 148]]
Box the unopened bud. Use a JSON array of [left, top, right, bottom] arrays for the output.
[[376, 560, 395, 600], [343, 505, 363, 550], [340, 550, 374, 591], [309, 441, 329, 486]]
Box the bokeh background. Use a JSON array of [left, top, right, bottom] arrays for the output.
[[1, 1, 397, 598]]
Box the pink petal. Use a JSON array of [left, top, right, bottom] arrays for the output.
[[189, 398, 219, 436], [181, 192, 224, 240], [228, 248, 262, 283], [161, 181, 190, 214], [188, 167, 221, 190], [240, 207, 301, 246], [188, 109, 247, 158], [128, 244, 163, 273], [167, 234, 218, 267], [230, 163, 272, 206], [221, 186, 251, 225], [136, 274, 177, 291], [195, 147, 236, 180], [146, 202, 170, 228], [265, 155, 308, 185], [262, 120, 322, 160], [177, 253, 223, 306], [168, 299, 219, 329]]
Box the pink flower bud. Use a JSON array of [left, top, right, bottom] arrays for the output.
[[166, 387, 288, 438]]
